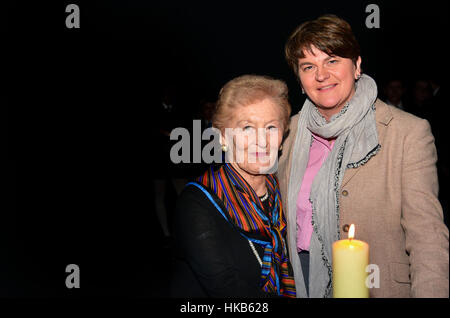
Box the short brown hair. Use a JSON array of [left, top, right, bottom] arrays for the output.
[[213, 75, 291, 132], [285, 15, 360, 75]]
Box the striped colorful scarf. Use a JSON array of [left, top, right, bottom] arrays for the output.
[[197, 163, 296, 298]]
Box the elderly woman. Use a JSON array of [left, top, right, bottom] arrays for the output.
[[277, 15, 449, 298], [170, 75, 296, 297]]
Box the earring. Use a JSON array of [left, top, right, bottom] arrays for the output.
[[221, 144, 228, 152], [279, 144, 283, 151], [301, 87, 305, 94], [356, 74, 362, 80]]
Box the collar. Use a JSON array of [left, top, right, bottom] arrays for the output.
[[375, 98, 394, 126], [311, 132, 335, 150]]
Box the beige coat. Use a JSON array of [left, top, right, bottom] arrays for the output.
[[277, 99, 449, 297]]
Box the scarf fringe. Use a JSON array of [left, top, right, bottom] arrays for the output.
[[311, 139, 348, 298], [347, 144, 381, 169], [310, 207, 334, 298]]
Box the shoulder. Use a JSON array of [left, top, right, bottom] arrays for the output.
[[278, 113, 301, 179], [280, 113, 300, 156], [375, 99, 432, 136], [177, 183, 216, 215], [287, 113, 300, 136], [174, 183, 227, 241], [375, 100, 436, 165]]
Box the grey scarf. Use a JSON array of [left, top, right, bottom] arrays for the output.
[[287, 74, 379, 297]]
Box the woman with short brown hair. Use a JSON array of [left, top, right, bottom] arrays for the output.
[[278, 14, 448, 298], [285, 14, 360, 75]]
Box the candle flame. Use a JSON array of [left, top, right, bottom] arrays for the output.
[[348, 224, 355, 240]]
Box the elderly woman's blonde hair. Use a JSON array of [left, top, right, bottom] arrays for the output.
[[213, 75, 291, 133]]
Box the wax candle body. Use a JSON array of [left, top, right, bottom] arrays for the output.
[[332, 239, 369, 298]]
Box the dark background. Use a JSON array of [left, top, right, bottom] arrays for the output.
[[3, 0, 448, 298]]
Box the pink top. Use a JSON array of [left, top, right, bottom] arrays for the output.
[[296, 133, 335, 252]]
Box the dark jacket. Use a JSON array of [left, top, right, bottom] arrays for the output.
[[170, 184, 274, 298]]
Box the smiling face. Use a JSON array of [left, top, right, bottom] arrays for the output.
[[298, 45, 361, 120], [222, 98, 284, 176]]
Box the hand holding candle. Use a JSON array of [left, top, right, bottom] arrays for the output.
[[332, 224, 369, 298]]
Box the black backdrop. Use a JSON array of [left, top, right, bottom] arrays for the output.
[[3, 0, 448, 299]]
